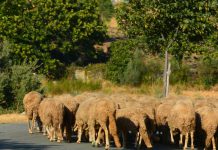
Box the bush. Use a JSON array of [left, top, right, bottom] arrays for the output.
[[0, 72, 12, 108], [105, 40, 133, 83], [105, 38, 148, 84], [142, 56, 164, 85], [123, 49, 145, 85], [98, 0, 114, 21], [0, 62, 41, 112], [198, 53, 218, 89], [170, 58, 191, 85], [10, 62, 41, 111]]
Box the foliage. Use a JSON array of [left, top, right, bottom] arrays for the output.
[[10, 62, 41, 111], [44, 79, 102, 95], [105, 40, 132, 83], [116, 0, 218, 60], [170, 58, 191, 85], [0, 62, 41, 111], [198, 52, 218, 89], [142, 56, 164, 84], [0, 39, 41, 111], [0, 72, 12, 107], [98, 0, 115, 21], [123, 49, 145, 85], [105, 37, 148, 83], [0, 0, 107, 78]]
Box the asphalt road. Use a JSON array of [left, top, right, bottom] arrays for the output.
[[0, 123, 200, 150]]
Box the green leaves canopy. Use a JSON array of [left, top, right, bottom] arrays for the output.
[[116, 0, 218, 60], [0, 0, 107, 78]]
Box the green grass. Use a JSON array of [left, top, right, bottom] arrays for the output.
[[44, 79, 102, 95]]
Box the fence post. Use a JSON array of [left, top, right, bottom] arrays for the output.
[[163, 50, 168, 97]]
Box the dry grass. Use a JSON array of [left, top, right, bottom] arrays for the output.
[[0, 113, 27, 124], [1, 82, 218, 123]]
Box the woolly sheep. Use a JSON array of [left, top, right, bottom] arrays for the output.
[[23, 91, 43, 134], [116, 107, 153, 149], [54, 94, 79, 142], [168, 100, 195, 150], [75, 97, 100, 144], [195, 106, 218, 150], [88, 98, 121, 149], [38, 98, 64, 142]]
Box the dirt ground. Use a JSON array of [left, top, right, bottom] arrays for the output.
[[0, 113, 27, 124]]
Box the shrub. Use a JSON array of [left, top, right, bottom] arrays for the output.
[[0, 62, 41, 112], [0, 72, 12, 108], [142, 56, 164, 85], [105, 40, 133, 83], [10, 62, 41, 111], [105, 38, 147, 83], [198, 53, 218, 89], [170, 58, 191, 85], [123, 49, 145, 85]]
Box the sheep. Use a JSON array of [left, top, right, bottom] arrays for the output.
[[110, 94, 161, 146], [194, 100, 216, 110], [38, 98, 64, 142], [23, 91, 43, 134], [73, 92, 105, 104], [156, 100, 176, 127], [87, 98, 121, 150], [115, 107, 153, 149], [54, 94, 79, 142], [195, 106, 218, 150], [167, 100, 195, 150], [75, 96, 101, 144]]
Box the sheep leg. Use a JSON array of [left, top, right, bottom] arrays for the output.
[[205, 135, 212, 149], [89, 124, 96, 146], [42, 125, 47, 136], [136, 133, 143, 150], [190, 131, 194, 150], [95, 127, 102, 147], [56, 124, 64, 143], [183, 132, 189, 150], [179, 133, 183, 148], [139, 127, 152, 149], [32, 113, 36, 130], [212, 136, 216, 150], [108, 114, 121, 148], [46, 126, 51, 139], [170, 129, 174, 143], [76, 126, 83, 144], [134, 132, 140, 148], [101, 124, 110, 150], [49, 127, 55, 142], [28, 120, 33, 134]]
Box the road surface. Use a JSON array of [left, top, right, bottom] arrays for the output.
[[0, 123, 201, 150]]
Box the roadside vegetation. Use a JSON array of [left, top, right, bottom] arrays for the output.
[[0, 0, 218, 113]]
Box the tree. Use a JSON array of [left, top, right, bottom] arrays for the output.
[[116, 0, 218, 61], [98, 0, 115, 21], [0, 0, 107, 78]]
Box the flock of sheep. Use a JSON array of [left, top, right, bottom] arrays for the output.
[[23, 91, 218, 150]]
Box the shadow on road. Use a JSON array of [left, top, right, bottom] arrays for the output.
[[0, 139, 60, 150]]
